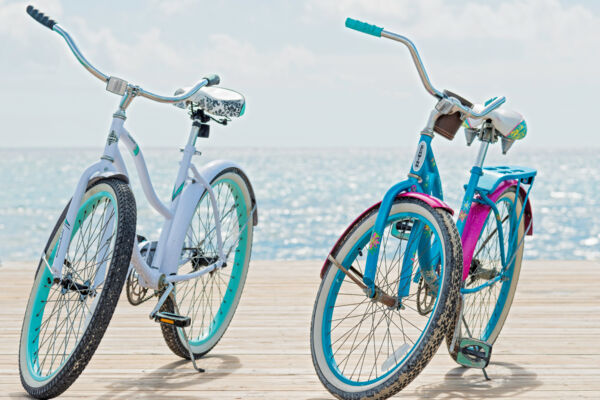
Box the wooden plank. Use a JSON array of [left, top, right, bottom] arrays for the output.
[[0, 260, 599, 398]]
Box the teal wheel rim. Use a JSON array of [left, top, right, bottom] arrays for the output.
[[176, 177, 250, 350], [321, 211, 445, 387], [464, 196, 517, 341], [26, 191, 117, 381]]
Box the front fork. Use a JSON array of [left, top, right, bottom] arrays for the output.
[[47, 159, 116, 279], [47, 116, 125, 279], [362, 134, 446, 302], [363, 179, 420, 299]]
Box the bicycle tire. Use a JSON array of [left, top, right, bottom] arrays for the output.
[[19, 178, 136, 399], [446, 186, 524, 359], [311, 197, 462, 399], [160, 168, 254, 359]]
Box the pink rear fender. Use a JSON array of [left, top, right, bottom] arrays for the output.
[[319, 193, 454, 279], [461, 180, 533, 280]]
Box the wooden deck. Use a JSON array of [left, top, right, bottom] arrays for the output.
[[0, 260, 599, 399]]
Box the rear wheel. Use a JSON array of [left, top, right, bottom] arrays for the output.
[[311, 198, 462, 399], [447, 187, 524, 359], [160, 168, 254, 358], [19, 178, 136, 399]]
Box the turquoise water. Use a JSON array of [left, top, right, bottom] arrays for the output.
[[1, 147, 598, 261]]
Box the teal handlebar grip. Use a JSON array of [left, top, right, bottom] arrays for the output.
[[345, 18, 383, 37]]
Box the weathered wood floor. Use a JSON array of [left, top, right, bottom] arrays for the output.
[[0, 260, 599, 399]]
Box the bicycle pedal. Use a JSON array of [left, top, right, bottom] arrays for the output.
[[456, 338, 492, 369], [153, 311, 191, 328]]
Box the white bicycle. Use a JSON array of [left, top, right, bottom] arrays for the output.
[[19, 6, 258, 398]]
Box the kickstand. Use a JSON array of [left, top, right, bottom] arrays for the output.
[[180, 327, 205, 373], [482, 368, 491, 381]]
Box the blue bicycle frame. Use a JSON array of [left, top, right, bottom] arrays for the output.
[[362, 130, 443, 298], [362, 128, 536, 301], [342, 17, 537, 302]]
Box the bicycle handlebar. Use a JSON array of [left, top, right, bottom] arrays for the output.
[[26, 5, 219, 105], [345, 18, 383, 37], [456, 96, 506, 118], [345, 17, 505, 119], [137, 73, 220, 105], [137, 74, 220, 103], [53, 25, 109, 83], [26, 5, 56, 30]]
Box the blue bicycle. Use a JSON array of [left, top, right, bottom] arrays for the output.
[[311, 19, 534, 399]]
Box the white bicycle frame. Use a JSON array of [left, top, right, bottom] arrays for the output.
[[49, 110, 251, 290], [43, 21, 253, 291]]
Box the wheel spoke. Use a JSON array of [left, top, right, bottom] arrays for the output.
[[322, 211, 447, 384], [30, 192, 118, 378], [169, 177, 251, 354]]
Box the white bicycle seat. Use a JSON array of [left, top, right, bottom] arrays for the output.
[[465, 104, 527, 140], [174, 86, 246, 118]]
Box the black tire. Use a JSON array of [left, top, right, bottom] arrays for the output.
[[160, 168, 255, 359], [446, 187, 524, 360], [19, 178, 136, 399], [159, 295, 190, 359], [311, 198, 462, 399]]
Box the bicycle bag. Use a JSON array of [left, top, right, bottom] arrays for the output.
[[434, 90, 473, 140]]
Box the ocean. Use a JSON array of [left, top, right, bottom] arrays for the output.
[[1, 146, 598, 262]]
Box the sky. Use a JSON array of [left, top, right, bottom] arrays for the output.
[[0, 0, 599, 150]]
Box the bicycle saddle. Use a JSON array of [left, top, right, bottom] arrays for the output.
[[464, 104, 527, 140], [174, 86, 246, 118]]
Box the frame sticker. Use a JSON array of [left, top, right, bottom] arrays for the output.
[[412, 141, 427, 172]]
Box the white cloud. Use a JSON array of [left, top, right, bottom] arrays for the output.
[[69, 18, 184, 77], [0, 1, 320, 90], [0, 0, 63, 43], [201, 33, 318, 87], [149, 0, 197, 16], [1, 0, 598, 148], [304, 0, 599, 73], [295, 0, 600, 121]]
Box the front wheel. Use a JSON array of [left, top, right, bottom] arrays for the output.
[[160, 168, 255, 359], [19, 178, 136, 399], [311, 198, 462, 400]]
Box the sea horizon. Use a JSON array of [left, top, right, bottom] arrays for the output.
[[1, 146, 598, 262]]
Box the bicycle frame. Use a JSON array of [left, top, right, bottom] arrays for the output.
[[362, 118, 536, 299], [339, 19, 536, 300], [45, 111, 253, 291], [32, 18, 256, 291]]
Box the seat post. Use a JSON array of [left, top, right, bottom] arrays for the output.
[[473, 120, 500, 169], [474, 140, 490, 169]]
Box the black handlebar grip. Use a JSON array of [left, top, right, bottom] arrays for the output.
[[203, 74, 220, 87], [26, 5, 57, 30]]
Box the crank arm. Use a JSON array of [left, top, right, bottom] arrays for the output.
[[149, 279, 174, 319]]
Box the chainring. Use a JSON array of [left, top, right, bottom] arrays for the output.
[[416, 277, 436, 315], [125, 241, 156, 306]]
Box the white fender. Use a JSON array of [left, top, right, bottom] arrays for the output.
[[160, 160, 256, 276]]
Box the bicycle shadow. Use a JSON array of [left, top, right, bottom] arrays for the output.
[[99, 354, 242, 400], [413, 361, 542, 399]]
